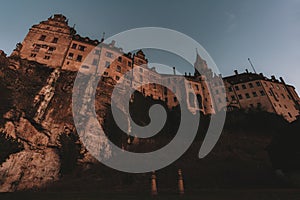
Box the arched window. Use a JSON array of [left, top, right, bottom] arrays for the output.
[[196, 94, 203, 109], [189, 92, 195, 108]]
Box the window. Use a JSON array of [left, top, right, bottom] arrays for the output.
[[68, 53, 74, 59], [164, 87, 168, 95], [197, 94, 203, 109], [78, 45, 86, 51], [256, 81, 261, 86], [52, 37, 58, 43], [30, 53, 36, 57], [48, 47, 55, 52], [257, 102, 262, 108], [235, 86, 239, 91], [33, 46, 40, 52], [76, 55, 83, 62], [284, 105, 288, 109], [81, 65, 89, 69], [228, 87, 233, 92], [245, 93, 250, 98], [287, 95, 292, 100], [242, 84, 246, 89], [105, 61, 110, 68], [215, 89, 219, 94], [195, 84, 199, 91], [139, 68, 143, 73], [118, 56, 122, 62], [94, 49, 100, 55], [44, 55, 50, 60], [103, 71, 108, 76], [260, 90, 265, 96], [269, 91, 273, 96], [39, 35, 46, 41], [226, 97, 229, 102], [231, 95, 236, 101], [238, 94, 243, 99], [281, 94, 285, 99], [252, 92, 258, 97], [249, 83, 254, 88], [276, 85, 280, 90], [279, 104, 282, 108], [250, 104, 254, 108], [189, 92, 195, 107], [222, 88, 225, 93], [218, 98, 222, 103], [116, 65, 121, 72], [139, 75, 143, 82], [116, 76, 120, 81], [153, 83, 157, 89], [105, 51, 113, 58], [71, 43, 77, 49], [288, 112, 292, 118], [92, 59, 98, 66], [128, 61, 132, 66], [174, 97, 177, 102], [188, 83, 192, 89]]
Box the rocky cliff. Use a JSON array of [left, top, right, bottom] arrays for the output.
[[0, 55, 114, 192]]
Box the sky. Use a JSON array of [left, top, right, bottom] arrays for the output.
[[0, 0, 299, 92]]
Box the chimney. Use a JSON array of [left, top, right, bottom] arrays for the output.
[[234, 70, 238, 75], [188, 72, 191, 76], [271, 75, 276, 80], [259, 73, 263, 76], [184, 72, 187, 76], [279, 77, 285, 84], [245, 69, 249, 73], [173, 67, 176, 75], [218, 74, 222, 78], [110, 40, 116, 46]]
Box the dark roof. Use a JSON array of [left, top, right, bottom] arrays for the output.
[[223, 72, 265, 85], [72, 34, 100, 46]]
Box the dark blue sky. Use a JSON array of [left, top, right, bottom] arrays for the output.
[[1, 0, 299, 91]]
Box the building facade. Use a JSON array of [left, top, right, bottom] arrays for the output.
[[16, 14, 300, 122]]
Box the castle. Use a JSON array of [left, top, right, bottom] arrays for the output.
[[11, 14, 300, 122]]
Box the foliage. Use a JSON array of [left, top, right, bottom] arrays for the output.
[[58, 132, 81, 175], [0, 131, 24, 165]]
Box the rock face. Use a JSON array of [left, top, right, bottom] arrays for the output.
[[0, 56, 113, 192], [0, 149, 60, 192]]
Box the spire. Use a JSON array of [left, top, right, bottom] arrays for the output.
[[194, 48, 208, 76]]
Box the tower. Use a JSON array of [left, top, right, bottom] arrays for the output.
[[194, 49, 212, 78], [20, 14, 75, 68]]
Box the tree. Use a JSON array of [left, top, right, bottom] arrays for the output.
[[0, 132, 23, 165]]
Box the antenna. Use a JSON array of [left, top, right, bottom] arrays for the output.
[[101, 32, 105, 42], [248, 58, 257, 74]]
